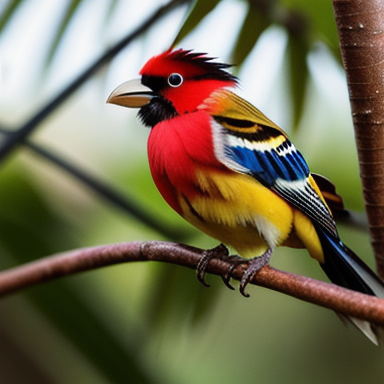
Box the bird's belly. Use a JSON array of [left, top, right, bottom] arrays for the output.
[[179, 170, 296, 258], [184, 216, 273, 258]]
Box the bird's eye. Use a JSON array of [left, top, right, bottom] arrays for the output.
[[168, 73, 183, 87]]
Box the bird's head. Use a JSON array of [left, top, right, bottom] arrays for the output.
[[107, 49, 238, 127]]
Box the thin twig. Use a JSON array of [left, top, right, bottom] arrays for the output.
[[0, 0, 189, 163], [0, 241, 383, 325]]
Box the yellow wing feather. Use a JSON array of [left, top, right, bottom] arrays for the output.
[[199, 89, 286, 135]]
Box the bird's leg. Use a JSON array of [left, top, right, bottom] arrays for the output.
[[239, 248, 272, 297], [196, 243, 229, 288]]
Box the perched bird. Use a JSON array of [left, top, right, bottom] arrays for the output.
[[107, 49, 384, 344]]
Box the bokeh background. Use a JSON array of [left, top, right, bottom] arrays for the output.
[[1, 0, 383, 383]]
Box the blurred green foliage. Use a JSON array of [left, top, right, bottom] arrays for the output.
[[0, 0, 383, 383]]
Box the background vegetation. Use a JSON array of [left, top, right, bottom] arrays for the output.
[[0, 0, 383, 383]]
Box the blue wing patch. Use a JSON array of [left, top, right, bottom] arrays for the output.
[[213, 123, 338, 236], [224, 133, 309, 186]]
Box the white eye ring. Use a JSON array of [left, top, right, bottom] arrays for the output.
[[168, 73, 183, 87]]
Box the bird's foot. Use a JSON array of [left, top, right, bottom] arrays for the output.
[[196, 243, 230, 288], [220, 255, 249, 290], [239, 248, 272, 297], [196, 245, 272, 296]]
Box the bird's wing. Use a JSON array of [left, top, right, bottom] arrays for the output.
[[199, 89, 338, 236]]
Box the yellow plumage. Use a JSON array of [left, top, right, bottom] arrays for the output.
[[178, 166, 324, 263], [200, 89, 286, 134]]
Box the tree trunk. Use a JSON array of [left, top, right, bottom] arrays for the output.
[[333, 0, 384, 278]]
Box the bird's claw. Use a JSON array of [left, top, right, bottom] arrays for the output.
[[196, 243, 229, 288], [239, 249, 272, 297], [221, 264, 236, 290], [197, 245, 272, 297], [221, 255, 248, 290]]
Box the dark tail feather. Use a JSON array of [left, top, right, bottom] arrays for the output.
[[316, 226, 384, 344]]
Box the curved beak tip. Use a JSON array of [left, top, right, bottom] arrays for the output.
[[106, 78, 154, 108]]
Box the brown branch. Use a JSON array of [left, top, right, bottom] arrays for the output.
[[0, 241, 384, 326], [333, 0, 384, 278]]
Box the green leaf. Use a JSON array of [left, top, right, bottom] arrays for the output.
[[285, 28, 310, 130], [172, 0, 221, 46], [281, 0, 341, 62], [230, 3, 271, 67], [0, 0, 23, 34], [45, 0, 83, 68]]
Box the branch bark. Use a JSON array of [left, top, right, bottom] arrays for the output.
[[333, 0, 384, 278], [0, 241, 383, 326]]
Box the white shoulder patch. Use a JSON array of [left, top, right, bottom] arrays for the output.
[[210, 118, 249, 173]]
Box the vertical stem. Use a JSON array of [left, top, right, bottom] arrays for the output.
[[333, 0, 384, 278]]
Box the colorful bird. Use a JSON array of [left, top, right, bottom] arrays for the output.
[[107, 49, 384, 344]]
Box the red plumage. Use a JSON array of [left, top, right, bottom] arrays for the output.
[[140, 50, 236, 213], [148, 111, 226, 214]]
